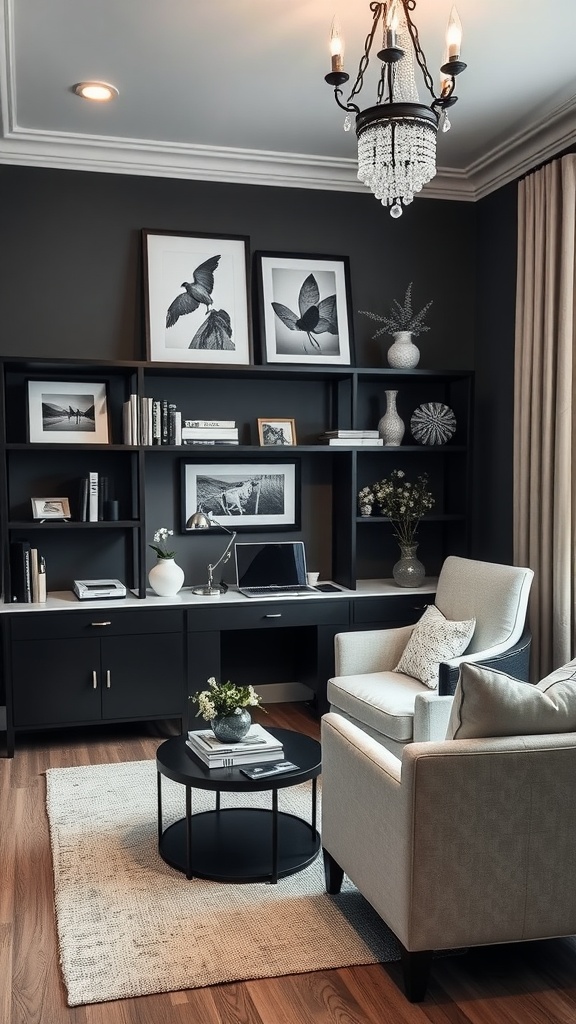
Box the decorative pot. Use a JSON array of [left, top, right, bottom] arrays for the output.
[[378, 390, 405, 446], [148, 557, 184, 597], [211, 709, 252, 743], [393, 543, 426, 588], [387, 331, 420, 369]]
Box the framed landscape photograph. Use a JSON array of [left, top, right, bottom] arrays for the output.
[[31, 497, 71, 520], [143, 229, 252, 365], [181, 461, 299, 531], [257, 418, 297, 446], [27, 381, 109, 444], [254, 251, 354, 366]]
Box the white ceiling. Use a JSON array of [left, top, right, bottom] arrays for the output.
[[1, 0, 575, 202]]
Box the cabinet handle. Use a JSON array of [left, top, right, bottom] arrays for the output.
[[90, 621, 112, 627], [106, 669, 111, 689], [92, 671, 98, 690], [264, 613, 282, 618]]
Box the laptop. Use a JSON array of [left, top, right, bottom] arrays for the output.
[[235, 541, 317, 598]]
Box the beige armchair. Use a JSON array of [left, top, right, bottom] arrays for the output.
[[321, 676, 576, 1001], [328, 556, 534, 757]]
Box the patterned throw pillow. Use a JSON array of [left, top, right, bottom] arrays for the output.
[[394, 604, 476, 689]]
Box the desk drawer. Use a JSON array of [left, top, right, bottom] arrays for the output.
[[352, 594, 433, 626], [188, 599, 350, 632], [9, 608, 183, 641]]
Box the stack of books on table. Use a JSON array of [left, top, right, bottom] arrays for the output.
[[182, 419, 239, 446], [186, 723, 284, 767], [319, 430, 383, 446]]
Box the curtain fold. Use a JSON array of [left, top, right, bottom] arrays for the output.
[[514, 154, 576, 678]]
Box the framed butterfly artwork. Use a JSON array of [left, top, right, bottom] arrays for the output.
[[254, 251, 355, 366], [142, 230, 252, 365]]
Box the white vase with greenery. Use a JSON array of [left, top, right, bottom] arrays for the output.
[[359, 283, 433, 369]]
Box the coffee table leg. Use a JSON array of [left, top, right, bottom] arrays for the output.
[[157, 770, 163, 845], [271, 788, 279, 884], [311, 777, 317, 835], [186, 785, 193, 880]]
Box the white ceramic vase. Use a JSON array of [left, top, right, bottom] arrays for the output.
[[148, 557, 184, 597], [378, 390, 405, 446], [387, 331, 420, 369]]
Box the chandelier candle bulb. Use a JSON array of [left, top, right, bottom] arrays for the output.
[[329, 18, 345, 73], [446, 6, 463, 60]]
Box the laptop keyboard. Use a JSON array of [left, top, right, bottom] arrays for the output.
[[242, 586, 313, 597]]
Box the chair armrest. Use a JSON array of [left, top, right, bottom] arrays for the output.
[[413, 693, 454, 741], [334, 624, 414, 676], [438, 627, 532, 696]]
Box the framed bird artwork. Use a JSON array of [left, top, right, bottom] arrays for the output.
[[142, 230, 252, 365], [254, 251, 355, 366]]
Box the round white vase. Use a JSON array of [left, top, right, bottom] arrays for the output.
[[387, 331, 420, 369], [378, 390, 405, 446], [148, 557, 184, 597]]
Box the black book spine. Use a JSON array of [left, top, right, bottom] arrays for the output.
[[9, 540, 31, 603]]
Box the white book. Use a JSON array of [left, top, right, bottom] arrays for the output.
[[322, 437, 384, 446], [174, 410, 182, 445], [88, 471, 99, 522], [181, 427, 239, 439], [185, 741, 282, 769], [323, 430, 379, 438], [187, 722, 283, 757], [184, 419, 236, 428]]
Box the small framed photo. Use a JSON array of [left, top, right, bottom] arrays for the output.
[[143, 229, 252, 365], [257, 418, 297, 447], [254, 250, 354, 366], [27, 381, 109, 444], [31, 497, 71, 520], [181, 460, 300, 532]]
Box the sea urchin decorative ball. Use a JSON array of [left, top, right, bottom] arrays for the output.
[[410, 402, 457, 445]]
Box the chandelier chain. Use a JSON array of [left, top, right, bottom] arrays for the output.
[[346, 3, 382, 108], [402, 2, 437, 101]]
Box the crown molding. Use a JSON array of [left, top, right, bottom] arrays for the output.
[[0, 102, 573, 204]]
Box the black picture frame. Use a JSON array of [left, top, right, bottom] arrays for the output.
[[143, 229, 252, 365], [181, 460, 300, 532], [254, 250, 354, 366]]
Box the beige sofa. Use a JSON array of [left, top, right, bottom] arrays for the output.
[[321, 657, 576, 1000]]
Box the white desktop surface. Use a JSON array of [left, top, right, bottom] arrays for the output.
[[1, 578, 437, 613]]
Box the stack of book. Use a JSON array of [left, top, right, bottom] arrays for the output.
[[319, 430, 383, 446], [122, 395, 182, 446], [182, 419, 239, 446], [78, 472, 109, 522], [9, 540, 47, 603], [186, 723, 283, 767]]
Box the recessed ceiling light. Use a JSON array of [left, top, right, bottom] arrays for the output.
[[73, 81, 119, 102]]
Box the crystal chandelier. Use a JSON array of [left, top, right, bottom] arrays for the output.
[[325, 1, 467, 217]]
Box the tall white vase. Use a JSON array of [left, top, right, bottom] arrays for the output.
[[148, 557, 184, 597], [387, 331, 420, 369], [378, 390, 405, 446]]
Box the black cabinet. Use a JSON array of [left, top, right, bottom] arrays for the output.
[[10, 609, 185, 729]]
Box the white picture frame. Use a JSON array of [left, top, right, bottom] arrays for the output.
[[27, 380, 109, 444], [181, 461, 299, 532], [31, 497, 71, 520], [143, 230, 252, 365]]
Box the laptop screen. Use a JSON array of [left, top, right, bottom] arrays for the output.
[[235, 541, 308, 589]]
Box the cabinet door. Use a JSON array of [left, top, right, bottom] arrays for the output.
[[11, 638, 101, 727], [100, 633, 184, 720]]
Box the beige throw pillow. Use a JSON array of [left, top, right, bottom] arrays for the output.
[[446, 661, 576, 740], [394, 604, 476, 690]]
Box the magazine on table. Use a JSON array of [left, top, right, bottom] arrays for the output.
[[240, 761, 299, 779]]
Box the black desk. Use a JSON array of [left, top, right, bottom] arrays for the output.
[[156, 729, 321, 883]]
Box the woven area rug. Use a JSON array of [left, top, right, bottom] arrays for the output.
[[45, 758, 401, 1006]]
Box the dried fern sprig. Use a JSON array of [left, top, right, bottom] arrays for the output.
[[359, 283, 433, 338]]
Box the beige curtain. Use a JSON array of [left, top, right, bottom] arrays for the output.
[[514, 154, 576, 679]]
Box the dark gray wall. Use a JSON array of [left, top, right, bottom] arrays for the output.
[[0, 165, 475, 369]]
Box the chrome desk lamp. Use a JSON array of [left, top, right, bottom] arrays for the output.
[[185, 509, 237, 597]]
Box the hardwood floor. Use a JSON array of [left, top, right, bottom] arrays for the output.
[[2, 703, 576, 1024]]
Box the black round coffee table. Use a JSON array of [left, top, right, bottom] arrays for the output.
[[156, 728, 321, 884]]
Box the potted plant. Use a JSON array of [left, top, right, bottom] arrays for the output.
[[359, 282, 433, 368], [148, 527, 185, 597], [191, 676, 265, 742]]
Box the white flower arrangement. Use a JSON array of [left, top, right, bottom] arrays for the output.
[[359, 282, 433, 339], [191, 676, 265, 722], [368, 469, 435, 545], [149, 527, 175, 559]]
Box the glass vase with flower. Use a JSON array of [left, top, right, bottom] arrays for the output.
[[371, 469, 435, 587], [191, 676, 266, 742]]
